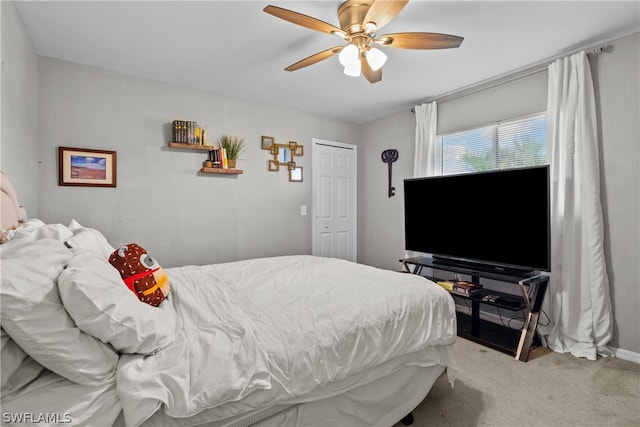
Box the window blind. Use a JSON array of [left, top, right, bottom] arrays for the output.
[[439, 113, 547, 175]]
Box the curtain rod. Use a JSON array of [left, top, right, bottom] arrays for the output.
[[411, 43, 611, 112]]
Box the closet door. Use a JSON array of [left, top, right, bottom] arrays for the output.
[[312, 139, 357, 262]]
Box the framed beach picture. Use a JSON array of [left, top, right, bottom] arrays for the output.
[[58, 147, 117, 187], [261, 135, 275, 151]]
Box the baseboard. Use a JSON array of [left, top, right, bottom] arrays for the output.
[[611, 347, 640, 364], [455, 303, 640, 364]]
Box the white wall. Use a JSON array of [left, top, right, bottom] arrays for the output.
[[35, 57, 361, 267], [437, 70, 548, 134], [591, 33, 640, 358], [359, 32, 640, 355], [1, 1, 38, 216], [359, 109, 415, 271]]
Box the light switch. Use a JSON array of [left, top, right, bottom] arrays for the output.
[[300, 205, 307, 215]]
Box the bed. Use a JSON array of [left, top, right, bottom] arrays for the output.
[[0, 172, 457, 427]]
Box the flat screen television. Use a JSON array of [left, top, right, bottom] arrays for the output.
[[403, 165, 550, 273]]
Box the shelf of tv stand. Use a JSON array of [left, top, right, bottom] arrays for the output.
[[458, 288, 527, 312], [400, 256, 549, 362], [455, 311, 527, 355], [451, 288, 531, 355], [404, 256, 537, 282]]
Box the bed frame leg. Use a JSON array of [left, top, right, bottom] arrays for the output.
[[400, 412, 414, 426]]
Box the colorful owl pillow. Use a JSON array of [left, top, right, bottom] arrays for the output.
[[108, 244, 170, 307]]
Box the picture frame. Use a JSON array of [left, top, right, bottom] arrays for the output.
[[292, 143, 304, 156], [263, 138, 304, 181], [58, 146, 117, 187], [277, 146, 292, 164], [268, 159, 280, 172], [289, 166, 303, 182], [261, 135, 275, 151]]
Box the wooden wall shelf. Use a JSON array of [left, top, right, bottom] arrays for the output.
[[169, 142, 243, 175], [200, 167, 243, 175], [169, 142, 217, 151]]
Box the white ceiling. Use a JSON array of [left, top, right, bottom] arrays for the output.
[[14, 1, 640, 124]]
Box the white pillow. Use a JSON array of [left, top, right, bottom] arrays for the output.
[[57, 249, 176, 354], [0, 238, 118, 386], [65, 219, 115, 259], [9, 219, 74, 242], [1, 219, 44, 243]]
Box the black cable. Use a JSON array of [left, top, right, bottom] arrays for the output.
[[496, 306, 526, 331], [538, 308, 551, 327], [452, 294, 472, 316]]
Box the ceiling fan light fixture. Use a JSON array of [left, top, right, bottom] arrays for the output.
[[366, 47, 387, 71], [332, 30, 347, 39], [338, 44, 359, 67], [263, 1, 464, 84], [364, 22, 377, 33], [344, 59, 361, 77]]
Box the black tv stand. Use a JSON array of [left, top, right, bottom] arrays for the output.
[[431, 256, 535, 278], [400, 256, 549, 362]]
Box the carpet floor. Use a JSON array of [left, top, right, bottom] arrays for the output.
[[394, 338, 640, 427]]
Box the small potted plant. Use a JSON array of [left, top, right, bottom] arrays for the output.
[[218, 134, 246, 169]]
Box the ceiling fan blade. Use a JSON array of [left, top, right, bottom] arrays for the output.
[[264, 5, 344, 36], [361, 55, 382, 84], [363, 0, 409, 32], [377, 32, 464, 49], [285, 46, 344, 72]]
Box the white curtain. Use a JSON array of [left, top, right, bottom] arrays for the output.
[[413, 101, 439, 178], [540, 51, 613, 360], [405, 102, 439, 260]]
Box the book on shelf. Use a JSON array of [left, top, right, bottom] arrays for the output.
[[436, 281, 455, 291], [189, 121, 195, 144], [221, 148, 228, 169], [172, 120, 205, 145], [172, 120, 183, 143], [451, 281, 483, 296], [213, 148, 221, 168]]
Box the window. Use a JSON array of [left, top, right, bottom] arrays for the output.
[[439, 113, 547, 175]]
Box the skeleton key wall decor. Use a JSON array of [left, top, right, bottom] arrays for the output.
[[381, 149, 398, 197]]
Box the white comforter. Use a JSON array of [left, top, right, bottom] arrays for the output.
[[118, 255, 456, 427]]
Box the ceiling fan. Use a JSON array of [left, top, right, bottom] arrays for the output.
[[263, 0, 463, 84]]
